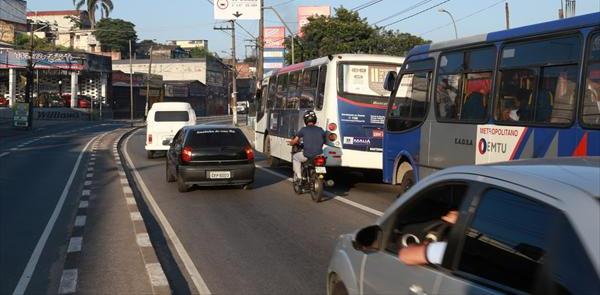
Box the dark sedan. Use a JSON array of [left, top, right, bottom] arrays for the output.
[[166, 125, 255, 192]]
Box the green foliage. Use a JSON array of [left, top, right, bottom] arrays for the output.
[[136, 39, 158, 58], [73, 0, 114, 28], [189, 47, 213, 58], [284, 7, 430, 64], [93, 18, 137, 57], [14, 33, 70, 51]]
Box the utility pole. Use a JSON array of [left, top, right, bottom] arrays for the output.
[[214, 21, 238, 125], [505, 2, 510, 29], [25, 20, 35, 129], [257, 0, 264, 80], [129, 39, 134, 127], [145, 45, 154, 118]]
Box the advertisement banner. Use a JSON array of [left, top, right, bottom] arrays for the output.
[[0, 50, 111, 72], [297, 6, 330, 36], [13, 102, 30, 128], [264, 26, 285, 49], [475, 125, 527, 164]]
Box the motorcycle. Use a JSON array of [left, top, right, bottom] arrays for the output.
[[292, 144, 328, 202]]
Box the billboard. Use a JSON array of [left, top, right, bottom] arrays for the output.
[[297, 6, 330, 36], [214, 0, 260, 20], [264, 26, 285, 49]]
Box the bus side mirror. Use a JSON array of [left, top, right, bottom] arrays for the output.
[[383, 71, 397, 92]]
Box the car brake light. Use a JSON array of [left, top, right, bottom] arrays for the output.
[[245, 146, 255, 161], [148, 134, 152, 144], [314, 155, 326, 166], [328, 123, 337, 131], [328, 133, 337, 142], [181, 146, 193, 162]]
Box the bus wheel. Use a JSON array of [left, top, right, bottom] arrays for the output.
[[265, 136, 279, 167], [397, 171, 414, 198]]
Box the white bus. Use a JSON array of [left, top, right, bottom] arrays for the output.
[[254, 54, 404, 170]]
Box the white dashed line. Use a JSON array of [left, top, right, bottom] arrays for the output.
[[74, 216, 87, 227], [130, 211, 143, 221], [81, 190, 91, 196], [136, 233, 152, 247], [58, 269, 78, 294], [84, 180, 92, 186], [11, 135, 100, 295], [120, 178, 128, 184], [67, 237, 82, 253], [145, 263, 169, 287], [78, 201, 89, 208], [86, 173, 94, 178], [126, 197, 136, 205], [122, 186, 132, 194], [86, 167, 94, 172]]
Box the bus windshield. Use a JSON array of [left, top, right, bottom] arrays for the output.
[[339, 63, 400, 106]]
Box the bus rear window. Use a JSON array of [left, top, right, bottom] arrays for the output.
[[339, 63, 400, 106], [154, 111, 190, 122]]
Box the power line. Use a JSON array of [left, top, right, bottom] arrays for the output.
[[380, 0, 451, 28], [352, 0, 384, 12], [374, 0, 435, 25], [271, 0, 297, 7], [418, 0, 505, 36]]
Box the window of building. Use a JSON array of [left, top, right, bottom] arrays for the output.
[[316, 66, 327, 110], [387, 71, 430, 132], [582, 32, 600, 128], [495, 35, 581, 125], [458, 189, 554, 293], [435, 47, 494, 122]]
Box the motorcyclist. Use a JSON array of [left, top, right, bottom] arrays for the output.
[[288, 110, 326, 183]]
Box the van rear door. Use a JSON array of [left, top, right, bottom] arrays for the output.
[[150, 110, 191, 146]]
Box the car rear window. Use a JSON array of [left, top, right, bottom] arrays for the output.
[[186, 129, 248, 147], [154, 111, 189, 122]]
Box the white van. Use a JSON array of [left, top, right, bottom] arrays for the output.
[[145, 102, 196, 158]]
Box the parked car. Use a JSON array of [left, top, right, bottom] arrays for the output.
[[236, 101, 249, 114], [62, 94, 90, 108], [166, 125, 255, 192], [146, 102, 197, 159], [327, 157, 600, 295], [0, 96, 9, 107]]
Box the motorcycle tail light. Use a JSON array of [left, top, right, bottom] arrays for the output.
[[314, 155, 326, 166], [328, 123, 337, 131], [328, 133, 337, 142]]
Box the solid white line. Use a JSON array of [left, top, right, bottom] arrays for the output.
[[67, 237, 82, 253], [0, 152, 9, 158], [58, 269, 78, 294], [124, 130, 212, 295], [256, 166, 384, 217], [12, 134, 100, 295]]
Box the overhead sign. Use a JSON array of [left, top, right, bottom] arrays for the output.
[[297, 6, 330, 36], [214, 0, 260, 20], [264, 26, 285, 49]]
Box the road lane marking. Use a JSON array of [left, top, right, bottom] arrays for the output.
[[67, 237, 83, 253], [122, 186, 132, 194], [84, 180, 92, 186], [78, 201, 89, 208], [82, 190, 91, 196], [256, 166, 384, 217], [86, 173, 94, 178], [74, 216, 87, 227], [0, 152, 9, 158], [130, 211, 142, 221], [124, 130, 212, 295], [12, 134, 100, 295], [145, 263, 169, 287], [58, 269, 78, 294], [136, 233, 152, 247], [126, 197, 136, 205]]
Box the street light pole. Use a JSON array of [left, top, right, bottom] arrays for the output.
[[231, 20, 238, 126], [129, 39, 134, 127], [438, 8, 458, 39], [145, 43, 154, 118]]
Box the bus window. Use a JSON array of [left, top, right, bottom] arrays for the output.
[[316, 66, 327, 110], [267, 76, 278, 110], [496, 35, 581, 125], [387, 71, 430, 132], [338, 63, 400, 108], [301, 68, 318, 109], [436, 47, 494, 122], [582, 32, 600, 128], [276, 74, 288, 109], [287, 72, 300, 109]]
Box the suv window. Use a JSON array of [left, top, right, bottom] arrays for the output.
[[155, 111, 189, 122], [185, 129, 248, 148], [458, 189, 554, 293]]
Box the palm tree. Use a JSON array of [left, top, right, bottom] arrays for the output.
[[73, 0, 114, 29]]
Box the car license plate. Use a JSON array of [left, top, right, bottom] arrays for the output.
[[208, 171, 231, 179], [315, 167, 327, 173]]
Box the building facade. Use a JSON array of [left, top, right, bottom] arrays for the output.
[[0, 0, 27, 47], [27, 10, 100, 53], [166, 40, 208, 50]]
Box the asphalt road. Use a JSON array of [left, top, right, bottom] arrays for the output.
[[0, 121, 123, 294], [124, 127, 399, 294]]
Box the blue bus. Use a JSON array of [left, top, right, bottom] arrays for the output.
[[383, 12, 600, 194]]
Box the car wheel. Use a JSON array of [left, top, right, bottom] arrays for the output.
[[397, 170, 415, 198], [331, 280, 348, 295], [147, 151, 154, 159], [177, 172, 189, 192], [166, 162, 175, 183]]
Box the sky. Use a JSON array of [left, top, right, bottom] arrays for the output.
[[27, 0, 600, 59]]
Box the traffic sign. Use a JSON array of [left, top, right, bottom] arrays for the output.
[[214, 0, 260, 20]]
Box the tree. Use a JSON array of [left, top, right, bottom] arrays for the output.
[[136, 39, 158, 58], [189, 47, 213, 58], [14, 33, 71, 51], [73, 0, 114, 29], [284, 7, 429, 64], [93, 18, 137, 57]]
